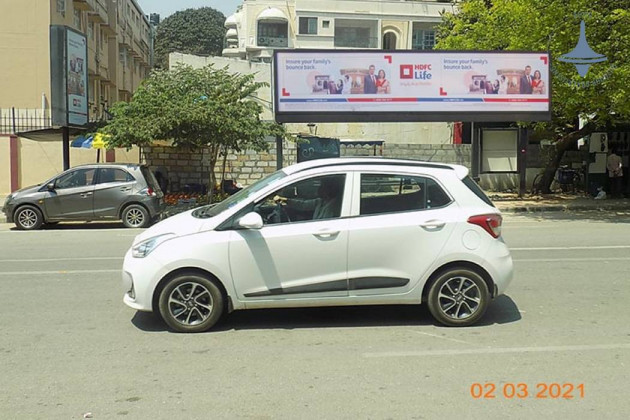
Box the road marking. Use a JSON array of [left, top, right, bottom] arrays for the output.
[[0, 269, 120, 276], [514, 257, 630, 262], [511, 245, 630, 251], [0, 257, 122, 262], [415, 331, 475, 345], [363, 343, 630, 358]]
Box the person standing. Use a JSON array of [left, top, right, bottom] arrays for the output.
[[364, 65, 378, 94], [607, 148, 623, 198], [519, 65, 533, 94], [532, 70, 545, 95], [376, 69, 390, 94]]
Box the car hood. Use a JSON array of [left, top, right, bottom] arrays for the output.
[[12, 184, 43, 196], [132, 209, 205, 245]]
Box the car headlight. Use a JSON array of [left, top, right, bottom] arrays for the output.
[[132, 233, 175, 258]]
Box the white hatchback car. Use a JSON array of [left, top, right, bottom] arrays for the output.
[[122, 158, 513, 332]]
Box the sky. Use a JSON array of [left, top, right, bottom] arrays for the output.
[[135, 0, 242, 20]]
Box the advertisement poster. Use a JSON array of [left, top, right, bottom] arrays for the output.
[[66, 29, 88, 126], [274, 50, 550, 122]]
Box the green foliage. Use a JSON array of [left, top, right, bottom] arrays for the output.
[[154, 7, 226, 69], [437, 0, 630, 192], [102, 64, 286, 188], [437, 0, 630, 130]]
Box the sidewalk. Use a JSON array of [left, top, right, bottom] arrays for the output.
[[490, 192, 630, 213]]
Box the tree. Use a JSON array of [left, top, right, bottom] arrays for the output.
[[154, 8, 226, 69], [102, 64, 286, 198], [437, 0, 630, 193]]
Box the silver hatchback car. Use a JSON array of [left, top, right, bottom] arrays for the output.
[[2, 163, 164, 230]]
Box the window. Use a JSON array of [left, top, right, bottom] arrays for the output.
[[257, 22, 288, 47], [56, 0, 65, 15], [255, 174, 346, 225], [88, 22, 94, 40], [299, 17, 317, 35], [359, 174, 450, 215], [73, 9, 82, 31], [412, 24, 435, 50], [97, 168, 134, 184], [55, 169, 97, 190], [334, 20, 378, 48], [322, 20, 330, 29]]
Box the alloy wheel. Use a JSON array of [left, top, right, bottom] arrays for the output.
[[167, 282, 214, 326], [18, 209, 38, 229], [125, 208, 145, 227], [437, 276, 481, 320]]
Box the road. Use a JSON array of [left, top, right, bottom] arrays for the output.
[[1, 212, 629, 419]]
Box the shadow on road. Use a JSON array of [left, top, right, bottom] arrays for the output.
[[131, 296, 521, 333]]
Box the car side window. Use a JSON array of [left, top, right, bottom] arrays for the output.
[[98, 168, 134, 184], [55, 168, 97, 189], [360, 174, 450, 215], [254, 174, 346, 225]]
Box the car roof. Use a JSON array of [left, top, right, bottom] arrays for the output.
[[70, 163, 144, 170], [284, 157, 469, 179]]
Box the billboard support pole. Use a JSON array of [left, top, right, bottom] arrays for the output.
[[62, 126, 70, 170], [276, 134, 283, 170], [518, 127, 529, 197], [471, 122, 480, 180]]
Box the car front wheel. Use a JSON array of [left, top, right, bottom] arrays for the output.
[[158, 273, 225, 333], [427, 267, 490, 327], [14, 205, 44, 230], [122, 204, 150, 228]]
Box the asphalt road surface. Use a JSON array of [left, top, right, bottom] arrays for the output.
[[1, 211, 630, 419]]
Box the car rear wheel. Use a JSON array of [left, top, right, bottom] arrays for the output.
[[158, 273, 225, 333], [427, 267, 490, 327], [14, 206, 44, 230], [122, 204, 150, 228]]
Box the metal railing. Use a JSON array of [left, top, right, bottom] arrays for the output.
[[0, 108, 52, 135]]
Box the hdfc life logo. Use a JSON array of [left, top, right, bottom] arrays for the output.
[[400, 64, 433, 80]]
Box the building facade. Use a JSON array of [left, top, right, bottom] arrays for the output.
[[0, 0, 153, 195], [223, 0, 454, 62]]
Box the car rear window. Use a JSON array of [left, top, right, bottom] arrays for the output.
[[462, 176, 495, 207]]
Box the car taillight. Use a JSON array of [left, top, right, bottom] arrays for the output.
[[467, 214, 502, 238], [140, 187, 156, 197]]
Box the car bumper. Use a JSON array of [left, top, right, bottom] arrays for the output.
[[2, 203, 14, 223], [482, 238, 514, 297], [122, 248, 170, 312]]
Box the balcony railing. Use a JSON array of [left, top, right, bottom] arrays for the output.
[[334, 36, 379, 48], [257, 36, 288, 48], [0, 108, 52, 134]]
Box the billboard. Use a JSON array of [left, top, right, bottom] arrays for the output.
[[273, 50, 551, 123], [51, 26, 89, 127]]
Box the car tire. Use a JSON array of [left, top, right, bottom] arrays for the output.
[[122, 204, 150, 228], [158, 273, 225, 333], [14, 205, 44, 231], [427, 267, 490, 327]]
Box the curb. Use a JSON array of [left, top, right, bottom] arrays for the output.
[[498, 204, 630, 213]]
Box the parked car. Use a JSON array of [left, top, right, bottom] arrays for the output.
[[122, 158, 513, 332], [2, 163, 164, 230]]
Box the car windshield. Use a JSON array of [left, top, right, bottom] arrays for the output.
[[192, 170, 287, 219]]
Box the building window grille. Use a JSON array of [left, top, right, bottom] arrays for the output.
[[299, 17, 317, 35], [257, 22, 288, 47], [412, 25, 435, 50]]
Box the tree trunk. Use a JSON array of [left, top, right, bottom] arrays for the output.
[[207, 144, 219, 204], [538, 123, 596, 194]]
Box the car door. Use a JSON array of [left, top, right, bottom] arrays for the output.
[[228, 173, 352, 302], [346, 171, 458, 297], [93, 168, 136, 218], [43, 168, 97, 220]]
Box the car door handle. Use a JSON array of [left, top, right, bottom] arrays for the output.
[[419, 220, 446, 230], [313, 229, 340, 239], [120, 187, 132, 192], [80, 192, 93, 198]]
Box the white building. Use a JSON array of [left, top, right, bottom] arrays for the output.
[[223, 0, 454, 62]]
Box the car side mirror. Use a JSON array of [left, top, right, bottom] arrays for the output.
[[47, 183, 55, 191], [237, 212, 263, 229]]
